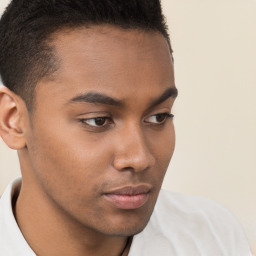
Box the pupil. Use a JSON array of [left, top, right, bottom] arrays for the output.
[[156, 114, 166, 122], [95, 117, 106, 126]]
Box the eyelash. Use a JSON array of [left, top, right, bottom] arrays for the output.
[[144, 113, 174, 125], [79, 112, 174, 130], [79, 116, 113, 129]]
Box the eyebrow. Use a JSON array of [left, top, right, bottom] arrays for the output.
[[148, 87, 178, 108], [69, 87, 178, 107], [69, 92, 124, 106]]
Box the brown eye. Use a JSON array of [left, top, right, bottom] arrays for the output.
[[144, 113, 173, 124], [156, 113, 167, 123], [81, 117, 111, 127], [94, 117, 107, 126]]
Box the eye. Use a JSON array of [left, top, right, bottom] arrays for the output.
[[80, 117, 112, 127], [144, 113, 174, 124]]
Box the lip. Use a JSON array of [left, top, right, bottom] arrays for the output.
[[104, 184, 151, 210]]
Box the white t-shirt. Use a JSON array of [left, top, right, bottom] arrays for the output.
[[0, 178, 252, 256]]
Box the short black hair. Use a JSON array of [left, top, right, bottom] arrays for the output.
[[0, 0, 172, 110]]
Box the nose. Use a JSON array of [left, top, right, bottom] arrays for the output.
[[112, 124, 155, 172]]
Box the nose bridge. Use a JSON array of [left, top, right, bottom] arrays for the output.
[[113, 122, 155, 172]]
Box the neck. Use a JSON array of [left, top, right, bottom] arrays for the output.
[[14, 180, 131, 256]]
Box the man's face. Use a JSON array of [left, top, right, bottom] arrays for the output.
[[24, 26, 177, 236]]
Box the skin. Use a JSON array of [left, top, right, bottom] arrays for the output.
[[0, 26, 177, 256]]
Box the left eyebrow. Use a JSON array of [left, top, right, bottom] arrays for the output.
[[148, 87, 178, 109]]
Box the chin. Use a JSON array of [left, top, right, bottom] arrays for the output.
[[95, 213, 152, 237], [99, 223, 148, 237]]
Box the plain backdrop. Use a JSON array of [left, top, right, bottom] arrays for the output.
[[0, 0, 255, 252]]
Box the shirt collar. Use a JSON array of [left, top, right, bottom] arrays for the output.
[[0, 178, 36, 255]]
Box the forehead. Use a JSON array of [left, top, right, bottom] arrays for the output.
[[36, 26, 174, 106], [52, 25, 171, 61]]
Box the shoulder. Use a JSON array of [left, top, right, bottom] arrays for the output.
[[130, 190, 251, 256]]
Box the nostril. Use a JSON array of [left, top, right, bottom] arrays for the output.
[[122, 166, 132, 171]]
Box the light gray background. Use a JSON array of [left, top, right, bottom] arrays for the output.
[[0, 0, 255, 252]]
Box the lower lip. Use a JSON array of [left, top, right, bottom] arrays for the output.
[[104, 193, 149, 210]]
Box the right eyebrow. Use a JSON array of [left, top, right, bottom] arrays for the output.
[[68, 91, 124, 107]]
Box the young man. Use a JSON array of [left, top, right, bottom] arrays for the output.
[[0, 1, 251, 255]]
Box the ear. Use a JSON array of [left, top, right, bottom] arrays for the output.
[[0, 86, 27, 149]]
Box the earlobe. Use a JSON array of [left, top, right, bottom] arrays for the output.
[[0, 86, 27, 149]]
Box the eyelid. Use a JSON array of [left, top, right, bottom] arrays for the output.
[[76, 111, 111, 118], [79, 116, 113, 129], [144, 112, 174, 124], [77, 110, 173, 131]]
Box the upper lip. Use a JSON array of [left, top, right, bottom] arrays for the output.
[[104, 184, 152, 195]]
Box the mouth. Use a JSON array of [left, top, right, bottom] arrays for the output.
[[103, 184, 151, 210]]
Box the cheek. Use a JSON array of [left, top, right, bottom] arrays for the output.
[[150, 123, 175, 160], [151, 123, 175, 178], [142, 125, 175, 211], [27, 120, 114, 204], [26, 132, 113, 224]]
